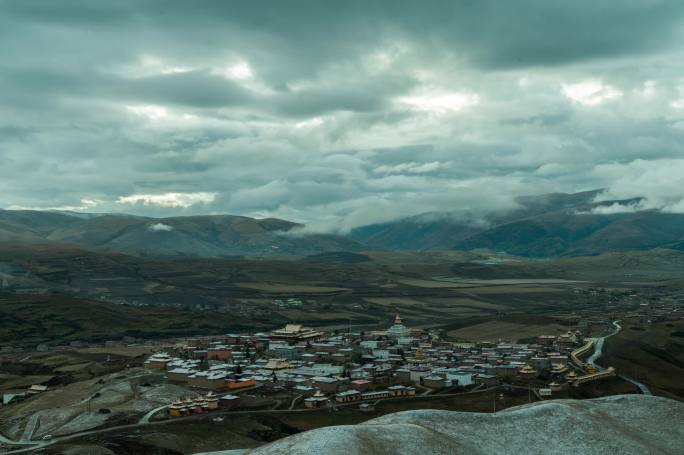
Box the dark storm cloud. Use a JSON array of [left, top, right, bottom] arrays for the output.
[[271, 73, 417, 117], [2, 1, 684, 227], [501, 113, 571, 128], [4, 1, 682, 76], [125, 72, 254, 108], [438, 0, 684, 69], [0, 67, 252, 108]]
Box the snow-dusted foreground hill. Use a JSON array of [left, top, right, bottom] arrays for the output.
[[197, 395, 684, 455]]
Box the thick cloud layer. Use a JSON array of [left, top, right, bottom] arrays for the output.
[[2, 0, 684, 230]]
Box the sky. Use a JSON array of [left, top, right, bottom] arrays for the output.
[[2, 0, 684, 231]]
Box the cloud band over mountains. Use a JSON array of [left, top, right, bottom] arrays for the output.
[[2, 0, 684, 230]]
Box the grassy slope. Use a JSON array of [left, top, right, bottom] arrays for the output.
[[0, 293, 265, 347], [603, 321, 684, 400]]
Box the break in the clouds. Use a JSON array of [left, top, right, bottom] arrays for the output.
[[2, 0, 684, 231]]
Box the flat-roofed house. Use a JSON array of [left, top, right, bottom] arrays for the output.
[[312, 376, 339, 393], [263, 359, 291, 370], [187, 371, 227, 390], [27, 384, 48, 395], [350, 379, 371, 392], [335, 390, 361, 403], [207, 348, 232, 361], [226, 377, 257, 390], [388, 385, 416, 397], [168, 368, 193, 383], [422, 376, 446, 389], [145, 353, 172, 370], [219, 395, 240, 410]]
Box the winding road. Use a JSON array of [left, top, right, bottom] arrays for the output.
[[588, 320, 652, 395], [138, 404, 170, 424]]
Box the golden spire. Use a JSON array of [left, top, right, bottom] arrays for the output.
[[394, 314, 402, 325]]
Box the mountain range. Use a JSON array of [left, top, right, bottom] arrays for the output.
[[0, 210, 361, 257], [350, 190, 684, 257], [2, 189, 683, 257]]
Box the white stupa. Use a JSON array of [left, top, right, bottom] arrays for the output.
[[386, 314, 411, 338]]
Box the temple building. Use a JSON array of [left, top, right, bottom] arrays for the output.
[[386, 314, 411, 339], [519, 364, 537, 379], [304, 390, 330, 408], [270, 324, 322, 343], [551, 364, 569, 375], [169, 399, 186, 417], [144, 352, 172, 370], [205, 392, 219, 410], [408, 347, 431, 369]]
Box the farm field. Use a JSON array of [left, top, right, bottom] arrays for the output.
[[1, 243, 682, 349], [447, 321, 571, 342], [235, 282, 350, 293]]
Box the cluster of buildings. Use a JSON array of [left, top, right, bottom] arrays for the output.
[[167, 392, 243, 416], [570, 288, 684, 332], [143, 314, 599, 415]]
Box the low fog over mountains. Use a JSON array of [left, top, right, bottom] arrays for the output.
[[351, 190, 684, 256], [0, 210, 361, 257], [2, 190, 683, 257]]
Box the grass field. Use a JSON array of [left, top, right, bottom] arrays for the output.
[[1, 244, 680, 349], [459, 285, 568, 295], [395, 278, 475, 288], [75, 346, 157, 358], [0, 293, 272, 347], [235, 282, 350, 292], [447, 321, 570, 341], [433, 277, 584, 285], [603, 321, 684, 400], [0, 374, 54, 390]]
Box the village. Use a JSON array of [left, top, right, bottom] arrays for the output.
[[140, 313, 629, 418], [0, 287, 681, 453], [2, 287, 681, 412], [135, 286, 684, 419]]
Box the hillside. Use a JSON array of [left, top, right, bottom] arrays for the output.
[[349, 214, 484, 250], [0, 210, 362, 257], [0, 292, 265, 346], [4, 189, 684, 258], [455, 210, 684, 257], [350, 191, 684, 257], [198, 395, 683, 455], [0, 210, 82, 242]]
